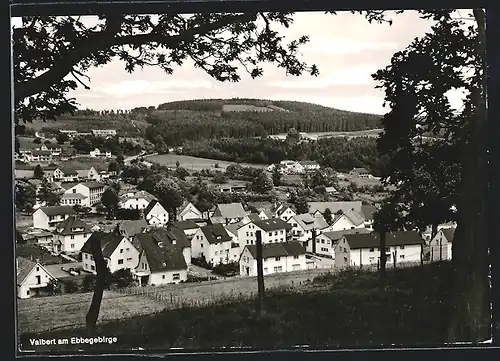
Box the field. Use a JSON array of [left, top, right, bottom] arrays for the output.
[[17, 269, 328, 334], [145, 154, 267, 171], [19, 262, 454, 351], [17, 291, 166, 333]]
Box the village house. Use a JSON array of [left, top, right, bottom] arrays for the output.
[[191, 223, 239, 266], [268, 203, 296, 222], [210, 202, 248, 225], [33, 205, 77, 230], [119, 190, 157, 210], [329, 209, 366, 231], [239, 241, 306, 277], [171, 220, 200, 240], [237, 218, 292, 247], [51, 215, 92, 254], [76, 167, 101, 181], [429, 227, 455, 262], [59, 181, 106, 207], [39, 144, 63, 157], [343, 231, 425, 268], [203, 205, 217, 219], [117, 219, 149, 239], [91, 129, 118, 137], [81, 231, 140, 274], [146, 227, 192, 266], [349, 167, 373, 178], [287, 213, 331, 246], [58, 129, 77, 139], [177, 201, 203, 222], [89, 148, 112, 158], [143, 200, 169, 226], [360, 204, 377, 230], [16, 257, 56, 299], [52, 166, 101, 182], [311, 229, 371, 267], [224, 223, 240, 244], [298, 160, 320, 172], [308, 201, 364, 217], [133, 233, 188, 286], [258, 209, 275, 220], [23, 149, 53, 163]]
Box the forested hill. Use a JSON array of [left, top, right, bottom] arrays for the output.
[[145, 98, 382, 146]]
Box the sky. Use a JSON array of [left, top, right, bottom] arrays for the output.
[[11, 10, 472, 115]]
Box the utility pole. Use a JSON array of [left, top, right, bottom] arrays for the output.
[[379, 231, 387, 291], [439, 238, 443, 261], [255, 230, 265, 317]]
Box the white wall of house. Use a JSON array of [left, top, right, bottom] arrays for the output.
[[33, 210, 71, 230], [349, 244, 422, 267], [331, 215, 358, 231], [429, 230, 452, 261], [121, 197, 150, 210], [237, 223, 287, 248], [55, 231, 92, 254], [191, 229, 207, 259], [135, 251, 188, 285], [82, 237, 139, 274], [178, 203, 202, 221], [146, 203, 169, 226], [277, 207, 295, 222], [17, 264, 55, 299], [239, 248, 306, 277]]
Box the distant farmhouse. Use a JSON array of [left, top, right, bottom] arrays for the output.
[[91, 129, 117, 137]]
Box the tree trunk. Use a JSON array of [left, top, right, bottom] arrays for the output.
[[447, 8, 490, 343], [379, 231, 387, 291], [255, 230, 265, 317], [86, 236, 109, 334]]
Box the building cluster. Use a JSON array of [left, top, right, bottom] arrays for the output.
[[266, 160, 321, 175]]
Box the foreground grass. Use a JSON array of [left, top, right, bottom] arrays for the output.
[[19, 262, 453, 351]]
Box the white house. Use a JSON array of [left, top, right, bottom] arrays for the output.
[[191, 223, 240, 266], [343, 231, 425, 268], [360, 205, 377, 230], [177, 201, 203, 221], [144, 200, 169, 226], [60, 181, 106, 207], [76, 167, 101, 181], [298, 160, 320, 172], [119, 190, 157, 210], [39, 144, 63, 157], [429, 227, 455, 262], [311, 229, 371, 267], [81, 231, 140, 274], [237, 218, 292, 248], [210, 203, 248, 225], [329, 209, 366, 231], [239, 241, 306, 277], [33, 206, 77, 230], [133, 234, 188, 286], [349, 167, 373, 178], [171, 220, 200, 240], [89, 148, 112, 158], [91, 129, 117, 137], [117, 219, 149, 239], [16, 257, 56, 299], [269, 203, 296, 222], [52, 215, 92, 254], [287, 213, 331, 246], [308, 201, 364, 217], [52, 166, 101, 182]]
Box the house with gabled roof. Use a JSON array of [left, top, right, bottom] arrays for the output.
[[343, 231, 425, 267], [210, 203, 247, 225], [133, 233, 187, 286], [171, 219, 200, 239], [33, 205, 77, 230], [269, 203, 296, 222], [287, 213, 331, 246], [177, 201, 203, 222], [145, 227, 191, 266], [298, 160, 320, 172], [429, 227, 455, 262], [329, 209, 366, 231], [239, 241, 306, 276], [117, 219, 149, 239], [81, 231, 140, 274], [144, 200, 169, 226], [311, 228, 371, 267], [258, 209, 275, 220], [52, 215, 92, 254], [59, 181, 106, 207], [308, 201, 363, 217], [237, 217, 292, 248], [191, 223, 239, 266], [360, 204, 377, 230], [119, 190, 157, 210], [349, 167, 372, 178], [16, 257, 56, 299]]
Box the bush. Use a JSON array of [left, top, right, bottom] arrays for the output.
[[64, 280, 79, 294], [81, 274, 96, 292], [191, 256, 212, 270], [212, 262, 239, 277], [109, 269, 135, 289]]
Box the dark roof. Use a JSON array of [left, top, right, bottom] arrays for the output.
[[321, 228, 371, 243], [245, 241, 305, 259], [253, 218, 292, 232], [308, 201, 363, 215], [81, 232, 124, 258], [118, 219, 148, 238], [54, 215, 91, 235], [361, 205, 377, 220], [61, 193, 87, 200], [215, 203, 247, 219], [137, 234, 187, 272], [201, 223, 232, 244], [344, 231, 424, 249], [32, 150, 52, 156], [171, 220, 199, 231], [39, 206, 76, 216], [351, 167, 370, 173], [59, 166, 79, 175], [148, 227, 191, 249], [16, 257, 36, 285], [441, 227, 456, 243], [247, 214, 262, 223], [80, 181, 105, 189]]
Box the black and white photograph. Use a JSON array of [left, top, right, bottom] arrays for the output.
[[11, 5, 494, 354]]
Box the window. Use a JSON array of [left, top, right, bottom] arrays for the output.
[[118, 259, 124, 265], [126, 248, 130, 251], [162, 275, 166, 279], [400, 245, 405, 250], [71, 244, 75, 248], [201, 243, 203, 248], [268, 232, 272, 237], [275, 256, 281, 261], [274, 231, 278, 235], [321, 239, 325, 244], [173, 273, 180, 280], [70, 235, 75, 240], [246, 232, 249, 236], [36, 267, 40, 271], [369, 248, 374, 252], [215, 251, 218, 255], [264, 267, 268, 273], [26, 290, 30, 296], [293, 255, 299, 259], [91, 265, 95, 271], [400, 255, 405, 259], [85, 254, 88, 260], [120, 249, 124, 253], [344, 257, 348, 263], [273, 266, 283, 272], [127, 258, 132, 261]]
